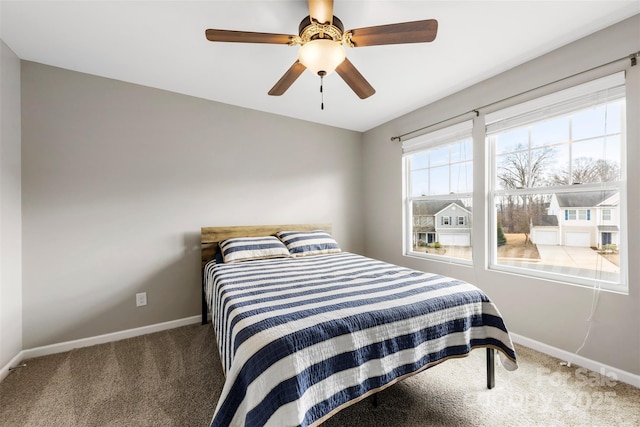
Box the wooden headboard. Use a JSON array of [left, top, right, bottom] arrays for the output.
[[200, 223, 332, 324], [200, 223, 332, 270]]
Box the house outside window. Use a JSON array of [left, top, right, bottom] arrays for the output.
[[403, 121, 473, 262], [486, 72, 626, 291]]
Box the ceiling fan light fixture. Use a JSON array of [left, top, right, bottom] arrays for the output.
[[297, 39, 346, 76]]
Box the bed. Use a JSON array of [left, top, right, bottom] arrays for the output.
[[201, 224, 517, 427]]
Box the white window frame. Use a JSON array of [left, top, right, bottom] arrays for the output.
[[486, 72, 627, 292]]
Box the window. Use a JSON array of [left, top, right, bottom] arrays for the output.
[[403, 121, 473, 262], [566, 209, 590, 221], [578, 210, 590, 221], [486, 72, 626, 291]]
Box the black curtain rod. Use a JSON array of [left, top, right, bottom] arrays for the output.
[[390, 51, 639, 143]]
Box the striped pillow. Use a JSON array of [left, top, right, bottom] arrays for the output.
[[276, 230, 341, 257], [219, 236, 290, 263]]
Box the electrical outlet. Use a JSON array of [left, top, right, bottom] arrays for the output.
[[136, 292, 147, 307]]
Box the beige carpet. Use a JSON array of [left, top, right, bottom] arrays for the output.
[[1, 324, 638, 426]]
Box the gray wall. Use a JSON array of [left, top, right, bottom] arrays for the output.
[[362, 15, 640, 375], [20, 62, 363, 348], [0, 40, 22, 369]]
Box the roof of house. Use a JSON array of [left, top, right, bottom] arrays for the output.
[[413, 200, 469, 215], [555, 190, 618, 208]]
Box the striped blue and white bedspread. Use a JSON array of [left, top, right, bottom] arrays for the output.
[[204, 252, 517, 427]]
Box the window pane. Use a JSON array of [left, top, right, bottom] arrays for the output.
[[496, 146, 557, 189], [410, 151, 428, 170], [531, 116, 569, 147], [410, 169, 428, 197], [530, 146, 558, 187], [572, 106, 607, 140], [572, 138, 620, 183], [495, 128, 528, 154], [605, 101, 622, 134], [429, 145, 449, 167], [572, 101, 622, 140], [548, 144, 571, 185], [573, 138, 606, 160], [496, 151, 524, 190], [451, 162, 473, 193], [450, 139, 473, 162], [604, 136, 621, 181], [429, 165, 450, 195]]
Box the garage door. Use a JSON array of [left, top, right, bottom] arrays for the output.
[[565, 232, 590, 247], [534, 230, 558, 245], [438, 233, 470, 246]]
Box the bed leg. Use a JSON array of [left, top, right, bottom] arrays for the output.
[[373, 393, 379, 407], [486, 348, 495, 389]]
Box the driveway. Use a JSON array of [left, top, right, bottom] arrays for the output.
[[535, 245, 619, 273]]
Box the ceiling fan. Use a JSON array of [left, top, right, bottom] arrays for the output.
[[205, 0, 438, 102]]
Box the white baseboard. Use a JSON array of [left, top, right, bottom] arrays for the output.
[[0, 351, 28, 383], [1, 315, 202, 382], [4, 322, 638, 389], [510, 333, 640, 388]]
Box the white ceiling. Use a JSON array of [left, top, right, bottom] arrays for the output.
[[2, 1, 639, 132]]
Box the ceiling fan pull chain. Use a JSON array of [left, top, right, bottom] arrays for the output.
[[319, 71, 326, 110]]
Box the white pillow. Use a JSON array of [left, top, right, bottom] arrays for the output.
[[276, 230, 341, 257], [219, 236, 290, 263]]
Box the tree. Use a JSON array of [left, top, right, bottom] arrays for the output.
[[496, 144, 555, 241], [497, 145, 556, 190], [551, 157, 620, 185], [511, 208, 532, 244], [497, 218, 507, 247]]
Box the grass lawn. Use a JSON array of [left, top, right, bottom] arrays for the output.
[[412, 232, 540, 260], [497, 233, 540, 260]]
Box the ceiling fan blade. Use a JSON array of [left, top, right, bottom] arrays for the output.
[[335, 58, 375, 99], [308, 0, 334, 24], [205, 29, 293, 44], [348, 19, 438, 47], [268, 61, 307, 96]]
